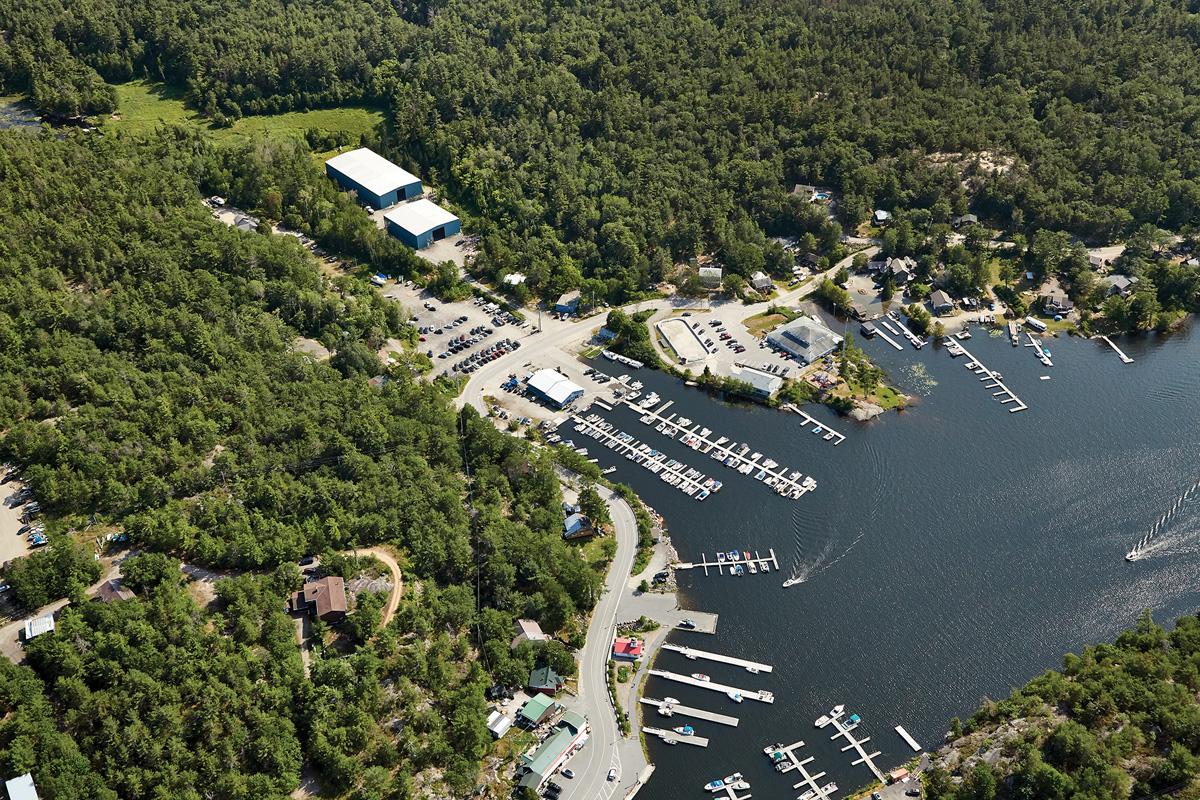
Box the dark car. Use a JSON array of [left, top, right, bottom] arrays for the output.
[[302, 567, 318, 575], [561, 769, 574, 779], [906, 791, 921, 797], [548, 782, 562, 792], [299, 557, 315, 566]]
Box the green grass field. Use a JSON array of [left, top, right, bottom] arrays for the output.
[[106, 81, 384, 151]]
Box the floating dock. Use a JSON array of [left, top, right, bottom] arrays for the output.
[[1099, 335, 1134, 363], [675, 548, 780, 577], [642, 725, 709, 747], [895, 725, 922, 752], [592, 399, 613, 411], [870, 319, 905, 351], [889, 312, 927, 348], [780, 404, 846, 445], [766, 740, 837, 800], [571, 415, 725, 501], [647, 669, 775, 703], [661, 644, 772, 673], [828, 715, 886, 782], [950, 340, 1028, 413], [639, 698, 739, 727]]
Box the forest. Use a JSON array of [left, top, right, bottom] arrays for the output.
[[925, 609, 1200, 800], [0, 129, 604, 797], [5, 0, 1200, 304]]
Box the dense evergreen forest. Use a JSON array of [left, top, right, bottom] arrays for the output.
[[6, 0, 1200, 301], [926, 609, 1200, 800], [0, 129, 601, 797]]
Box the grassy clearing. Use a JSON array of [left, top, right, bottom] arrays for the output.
[[835, 380, 904, 409], [105, 80, 384, 150], [745, 312, 786, 337]]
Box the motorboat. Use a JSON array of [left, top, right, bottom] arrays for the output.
[[814, 714, 831, 728], [705, 780, 724, 792], [658, 706, 674, 717], [747, 666, 760, 674], [691, 673, 710, 682], [663, 697, 680, 705], [664, 738, 678, 745], [1126, 549, 1141, 562], [783, 576, 803, 588], [763, 743, 786, 754], [728, 691, 743, 703], [673, 726, 694, 736], [748, 561, 758, 574], [717, 552, 726, 562], [830, 704, 845, 715], [820, 782, 838, 794]]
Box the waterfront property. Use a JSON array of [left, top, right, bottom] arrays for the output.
[[517, 711, 588, 791], [383, 199, 460, 249], [732, 365, 782, 398], [613, 636, 644, 660], [766, 317, 843, 365], [325, 147, 422, 209], [527, 369, 585, 409], [930, 289, 954, 315]]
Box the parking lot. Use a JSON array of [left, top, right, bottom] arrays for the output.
[[649, 310, 820, 384], [0, 466, 47, 569]]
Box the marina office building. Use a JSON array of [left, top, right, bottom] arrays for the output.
[[766, 316, 844, 364], [526, 369, 585, 409]]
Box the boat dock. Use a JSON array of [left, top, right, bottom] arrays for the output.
[[829, 715, 886, 782], [781, 404, 846, 445], [676, 548, 780, 577], [592, 399, 613, 411], [1024, 331, 1054, 366], [895, 725, 922, 752], [952, 340, 1028, 413], [871, 318, 905, 351], [887, 312, 927, 348], [647, 669, 775, 703], [639, 698, 740, 727], [629, 402, 819, 496], [642, 725, 709, 747], [661, 644, 773, 673], [767, 740, 837, 800], [1099, 335, 1134, 363]]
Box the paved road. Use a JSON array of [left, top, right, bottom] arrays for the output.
[[566, 484, 641, 800]]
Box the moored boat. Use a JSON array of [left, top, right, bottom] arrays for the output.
[[691, 673, 710, 682]]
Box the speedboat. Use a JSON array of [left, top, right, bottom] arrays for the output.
[[673, 726, 694, 736], [748, 561, 758, 574], [783, 576, 803, 588], [820, 782, 838, 794], [830, 704, 845, 717], [657, 706, 673, 717], [705, 779, 724, 792], [663, 697, 680, 705], [1126, 549, 1141, 562], [747, 666, 760, 674], [691, 673, 710, 682], [798, 790, 817, 800], [664, 738, 678, 745], [763, 743, 786, 754], [717, 552, 726, 562], [814, 714, 831, 728], [728, 691, 743, 703]]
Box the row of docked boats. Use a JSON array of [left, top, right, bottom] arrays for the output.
[[763, 743, 838, 795], [574, 415, 722, 500], [716, 550, 772, 576], [704, 772, 748, 793]]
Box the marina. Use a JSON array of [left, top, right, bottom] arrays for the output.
[[642, 725, 709, 747], [702, 772, 752, 799], [828, 712, 886, 782], [889, 310, 928, 348], [951, 339, 1028, 412], [639, 697, 740, 727], [675, 548, 781, 578], [763, 740, 839, 800], [1024, 331, 1054, 366], [895, 725, 922, 752], [647, 669, 775, 703], [661, 643, 773, 673]]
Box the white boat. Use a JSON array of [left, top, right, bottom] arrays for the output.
[[705, 779, 724, 792], [731, 781, 750, 791], [764, 742, 786, 754], [748, 561, 758, 574], [664, 738, 678, 745], [1126, 549, 1141, 562], [798, 790, 817, 800], [728, 691, 743, 703], [723, 773, 743, 785], [820, 782, 838, 794], [657, 706, 674, 717], [782, 576, 803, 588], [814, 714, 831, 728], [692, 673, 710, 682], [673, 726, 694, 736], [663, 697, 680, 705], [760, 560, 770, 572], [747, 666, 760, 674]]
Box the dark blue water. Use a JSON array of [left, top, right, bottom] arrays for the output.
[[593, 322, 1200, 799]]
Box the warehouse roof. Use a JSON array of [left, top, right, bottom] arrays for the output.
[[384, 199, 458, 235], [527, 369, 584, 406], [325, 148, 420, 197]]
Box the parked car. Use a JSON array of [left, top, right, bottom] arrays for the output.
[[561, 769, 574, 779], [607, 769, 617, 781], [299, 557, 315, 566]]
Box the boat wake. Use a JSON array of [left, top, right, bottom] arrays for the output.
[[1126, 477, 1200, 561]]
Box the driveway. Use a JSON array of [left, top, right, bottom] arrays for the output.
[[355, 546, 403, 627]]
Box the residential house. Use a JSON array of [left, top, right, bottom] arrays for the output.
[[699, 266, 723, 287], [512, 619, 549, 649], [288, 576, 348, 624], [749, 271, 773, 291], [798, 252, 820, 270], [887, 256, 916, 285], [950, 214, 978, 228], [929, 290, 954, 315], [527, 664, 564, 696], [873, 209, 892, 226], [1042, 290, 1075, 316], [596, 327, 618, 342], [554, 291, 581, 314], [1101, 274, 1138, 298], [1088, 254, 1106, 270], [791, 184, 817, 200], [563, 512, 596, 540], [97, 579, 135, 604]]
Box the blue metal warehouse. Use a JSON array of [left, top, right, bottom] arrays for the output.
[[383, 199, 461, 249], [324, 148, 422, 209]]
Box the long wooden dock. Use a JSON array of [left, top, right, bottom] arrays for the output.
[[661, 644, 773, 673], [951, 340, 1028, 413], [572, 415, 724, 501], [766, 740, 837, 800], [676, 548, 780, 577], [781, 404, 846, 445], [870, 320, 905, 351], [1099, 335, 1134, 363], [895, 725, 922, 752], [639, 697, 739, 727], [642, 725, 709, 747], [648, 669, 775, 703], [829, 715, 886, 782]]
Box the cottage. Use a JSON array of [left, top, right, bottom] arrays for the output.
[[929, 289, 954, 315], [518, 693, 559, 726], [887, 256, 916, 285], [791, 184, 817, 200], [613, 637, 644, 660], [749, 271, 773, 291], [1042, 290, 1075, 316], [798, 252, 820, 269], [950, 213, 978, 228], [595, 327, 618, 342], [289, 576, 348, 624], [512, 619, 548, 649], [873, 209, 892, 225], [699, 266, 723, 287], [1088, 254, 1106, 270], [563, 512, 596, 540], [97, 579, 135, 604], [527, 664, 564, 696], [1101, 274, 1138, 298]]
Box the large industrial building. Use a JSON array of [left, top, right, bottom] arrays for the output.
[[526, 369, 584, 409], [383, 199, 461, 249], [324, 148, 422, 209], [767, 316, 844, 364]]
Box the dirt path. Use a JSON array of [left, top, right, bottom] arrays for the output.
[[357, 546, 403, 627]]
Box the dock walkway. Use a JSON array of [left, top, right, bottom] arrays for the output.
[[642, 725, 709, 747], [951, 340, 1028, 413], [639, 698, 739, 727], [895, 725, 922, 752], [781, 404, 846, 445], [648, 669, 774, 703], [1099, 335, 1134, 363], [675, 548, 780, 577], [828, 715, 886, 782], [661, 643, 772, 673], [768, 740, 836, 800], [870, 321, 905, 351]]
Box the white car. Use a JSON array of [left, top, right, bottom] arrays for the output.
[[607, 769, 617, 781]]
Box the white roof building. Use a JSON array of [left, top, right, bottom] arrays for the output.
[[527, 369, 585, 408], [325, 148, 421, 201], [487, 710, 513, 739], [503, 273, 527, 285], [4, 773, 37, 800], [23, 613, 54, 641], [384, 199, 459, 236], [734, 366, 783, 397]]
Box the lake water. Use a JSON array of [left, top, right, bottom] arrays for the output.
[[590, 320, 1200, 799], [0, 100, 40, 132]]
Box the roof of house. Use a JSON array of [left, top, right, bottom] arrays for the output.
[[520, 693, 557, 722], [951, 213, 978, 225], [555, 290, 581, 306], [734, 366, 783, 396], [528, 664, 564, 691], [4, 773, 37, 800], [97, 579, 135, 604], [326, 148, 421, 196], [930, 289, 953, 307], [1044, 290, 1074, 309], [503, 273, 526, 285], [792, 183, 816, 196], [514, 619, 546, 641], [874, 209, 892, 221], [564, 513, 594, 536], [613, 637, 643, 657], [1102, 274, 1138, 290], [749, 271, 772, 288], [699, 266, 723, 277], [383, 199, 458, 235], [298, 576, 347, 618], [528, 369, 584, 406]]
